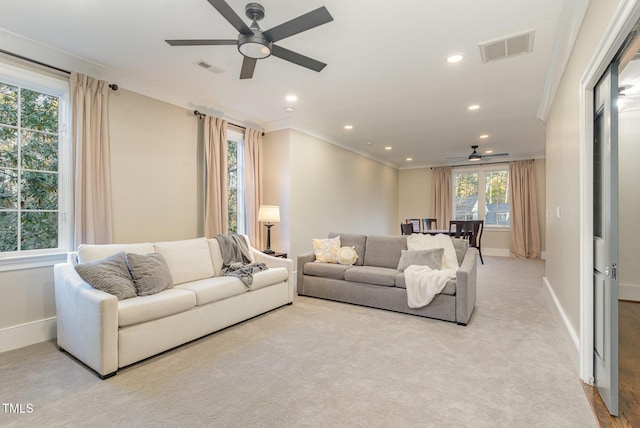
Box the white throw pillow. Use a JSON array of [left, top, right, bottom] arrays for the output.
[[312, 236, 341, 263], [336, 246, 359, 265]]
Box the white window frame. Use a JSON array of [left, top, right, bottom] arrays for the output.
[[0, 62, 72, 271], [452, 164, 510, 230]]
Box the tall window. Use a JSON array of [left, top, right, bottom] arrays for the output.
[[453, 166, 510, 227], [226, 130, 244, 233], [0, 63, 70, 257]]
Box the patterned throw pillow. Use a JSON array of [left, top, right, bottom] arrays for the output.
[[312, 236, 341, 263], [336, 246, 359, 265], [396, 248, 445, 272], [74, 251, 137, 300], [126, 253, 174, 296]]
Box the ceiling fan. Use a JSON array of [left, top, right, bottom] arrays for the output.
[[165, 0, 333, 79], [448, 145, 510, 162]]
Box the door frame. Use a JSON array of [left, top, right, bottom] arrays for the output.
[[579, 0, 640, 383]]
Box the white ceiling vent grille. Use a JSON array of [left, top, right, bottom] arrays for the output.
[[480, 31, 534, 63], [195, 60, 225, 74]]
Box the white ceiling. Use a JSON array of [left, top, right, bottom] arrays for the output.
[[0, 0, 569, 168]]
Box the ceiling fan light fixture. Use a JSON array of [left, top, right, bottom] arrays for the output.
[[469, 154, 481, 161], [238, 33, 272, 59]]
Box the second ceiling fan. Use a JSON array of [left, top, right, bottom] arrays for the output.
[[165, 0, 333, 79]]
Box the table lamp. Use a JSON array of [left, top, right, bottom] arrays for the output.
[[258, 205, 280, 254]]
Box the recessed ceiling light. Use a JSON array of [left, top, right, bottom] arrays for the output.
[[344, 125, 353, 130], [485, 150, 494, 154], [479, 134, 489, 139], [468, 105, 480, 110], [446, 54, 464, 64], [284, 107, 295, 112], [406, 157, 413, 161], [384, 146, 392, 150], [286, 94, 298, 102]]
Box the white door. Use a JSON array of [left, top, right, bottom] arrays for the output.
[[592, 62, 619, 416]]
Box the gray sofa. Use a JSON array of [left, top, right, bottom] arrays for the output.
[[296, 233, 477, 325]]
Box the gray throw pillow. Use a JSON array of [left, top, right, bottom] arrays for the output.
[[125, 253, 174, 296], [397, 248, 444, 272], [75, 251, 137, 300]]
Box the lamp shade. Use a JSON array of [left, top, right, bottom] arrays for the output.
[[258, 205, 280, 223]]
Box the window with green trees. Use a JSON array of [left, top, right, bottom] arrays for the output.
[[0, 69, 68, 255], [453, 167, 510, 227], [226, 130, 244, 234]]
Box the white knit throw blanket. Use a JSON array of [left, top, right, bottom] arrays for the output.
[[404, 234, 458, 309]]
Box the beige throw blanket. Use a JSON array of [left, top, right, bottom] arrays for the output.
[[404, 234, 458, 308]]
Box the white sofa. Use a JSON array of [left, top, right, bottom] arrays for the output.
[[54, 236, 294, 378]]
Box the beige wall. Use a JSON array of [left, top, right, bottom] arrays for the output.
[[109, 89, 202, 243], [619, 107, 640, 297], [398, 160, 547, 256], [263, 129, 399, 260], [545, 0, 622, 334]]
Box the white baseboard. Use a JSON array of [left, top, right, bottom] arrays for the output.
[[543, 276, 580, 368], [482, 248, 547, 259], [620, 283, 640, 302], [0, 317, 57, 354]]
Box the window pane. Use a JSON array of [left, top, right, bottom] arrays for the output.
[[454, 172, 478, 220], [21, 130, 58, 171], [0, 83, 18, 126], [20, 88, 58, 133], [485, 170, 510, 226], [0, 211, 18, 251], [227, 139, 238, 233], [0, 126, 18, 168], [21, 211, 58, 250], [21, 171, 58, 210], [0, 168, 18, 208]]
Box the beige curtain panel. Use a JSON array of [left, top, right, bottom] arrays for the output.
[[70, 72, 113, 246], [244, 128, 263, 248], [430, 166, 452, 230], [509, 160, 541, 258], [204, 116, 228, 238]]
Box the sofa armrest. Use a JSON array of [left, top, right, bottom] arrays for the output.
[[250, 248, 294, 302], [296, 252, 315, 295], [54, 263, 119, 377], [455, 247, 478, 325]]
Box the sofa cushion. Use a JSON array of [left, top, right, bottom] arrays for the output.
[[328, 233, 367, 266], [395, 274, 457, 296], [312, 236, 340, 263], [397, 248, 444, 272], [175, 276, 247, 306], [77, 243, 155, 264], [154, 238, 215, 285], [344, 266, 398, 287], [117, 289, 197, 327], [207, 239, 224, 276], [75, 251, 137, 300], [363, 235, 407, 269], [304, 262, 352, 280], [125, 253, 174, 296], [249, 267, 289, 291]]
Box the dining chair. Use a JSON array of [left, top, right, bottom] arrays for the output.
[[401, 223, 414, 235], [448, 220, 470, 239], [405, 218, 421, 233], [466, 220, 484, 264], [421, 218, 437, 231]]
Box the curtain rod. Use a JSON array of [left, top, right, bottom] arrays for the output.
[[193, 110, 265, 136], [431, 159, 534, 169], [0, 48, 119, 91]]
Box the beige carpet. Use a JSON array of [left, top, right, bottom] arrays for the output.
[[0, 257, 596, 427]]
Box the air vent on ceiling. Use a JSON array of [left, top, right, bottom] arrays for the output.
[[195, 60, 225, 74], [479, 31, 535, 63]]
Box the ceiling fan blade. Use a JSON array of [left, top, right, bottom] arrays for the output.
[[240, 57, 257, 79], [165, 39, 237, 46], [206, 0, 252, 35], [263, 6, 333, 42], [271, 45, 326, 72]]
